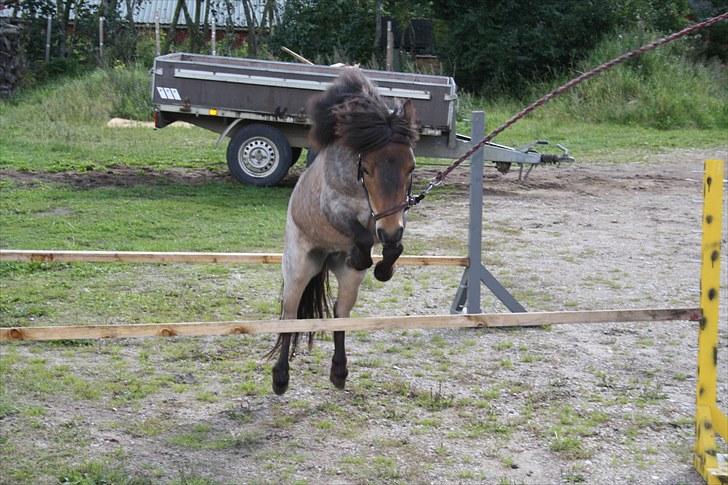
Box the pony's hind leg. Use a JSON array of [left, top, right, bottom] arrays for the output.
[[274, 243, 326, 395], [329, 254, 367, 389], [272, 334, 292, 395]]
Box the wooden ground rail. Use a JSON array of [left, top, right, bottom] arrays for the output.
[[0, 250, 468, 267], [0, 308, 699, 342]]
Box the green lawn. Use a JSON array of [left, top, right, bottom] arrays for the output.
[[0, 178, 290, 251]]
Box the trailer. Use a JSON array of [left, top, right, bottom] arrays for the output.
[[152, 53, 570, 186]]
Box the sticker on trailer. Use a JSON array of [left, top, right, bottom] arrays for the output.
[[156, 87, 182, 100]]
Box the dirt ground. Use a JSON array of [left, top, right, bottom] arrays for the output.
[[1, 149, 727, 484]]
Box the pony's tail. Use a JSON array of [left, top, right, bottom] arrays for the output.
[[266, 264, 330, 360]]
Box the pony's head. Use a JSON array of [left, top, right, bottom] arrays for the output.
[[309, 69, 419, 245]]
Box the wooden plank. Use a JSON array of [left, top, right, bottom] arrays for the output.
[[0, 250, 468, 267], [0, 308, 700, 342]]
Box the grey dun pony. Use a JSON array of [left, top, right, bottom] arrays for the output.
[[268, 69, 419, 395]]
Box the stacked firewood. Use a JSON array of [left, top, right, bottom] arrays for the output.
[[0, 21, 22, 98]]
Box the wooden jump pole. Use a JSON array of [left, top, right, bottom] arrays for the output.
[[0, 250, 468, 267], [0, 308, 699, 342]]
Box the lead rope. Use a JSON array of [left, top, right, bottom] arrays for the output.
[[409, 11, 728, 207]]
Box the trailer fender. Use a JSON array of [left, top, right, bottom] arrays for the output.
[[216, 119, 244, 147]]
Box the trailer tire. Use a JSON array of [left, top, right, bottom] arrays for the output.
[[226, 124, 292, 186]]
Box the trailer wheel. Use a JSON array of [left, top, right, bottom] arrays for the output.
[[227, 124, 292, 186]]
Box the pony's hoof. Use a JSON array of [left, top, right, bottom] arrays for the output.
[[374, 261, 395, 282], [272, 366, 289, 395], [329, 366, 348, 390]]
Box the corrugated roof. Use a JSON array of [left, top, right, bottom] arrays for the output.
[[0, 0, 281, 27]]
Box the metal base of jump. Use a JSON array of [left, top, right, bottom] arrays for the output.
[[451, 112, 526, 314]]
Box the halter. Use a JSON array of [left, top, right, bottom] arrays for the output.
[[357, 154, 415, 221]]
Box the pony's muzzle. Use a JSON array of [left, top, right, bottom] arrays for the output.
[[376, 225, 404, 245]]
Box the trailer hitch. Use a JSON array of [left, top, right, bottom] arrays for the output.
[[495, 141, 574, 181]]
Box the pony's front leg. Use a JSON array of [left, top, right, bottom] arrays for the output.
[[374, 243, 403, 282], [346, 222, 374, 271], [272, 334, 292, 395], [330, 258, 366, 389]]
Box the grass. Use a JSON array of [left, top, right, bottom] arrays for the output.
[[168, 424, 261, 450], [0, 66, 231, 173], [546, 30, 728, 130], [58, 460, 154, 485], [0, 178, 289, 251], [0, 177, 288, 326]]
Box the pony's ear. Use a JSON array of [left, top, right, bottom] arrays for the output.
[[402, 99, 417, 128]]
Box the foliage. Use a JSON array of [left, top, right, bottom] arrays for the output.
[[430, 0, 692, 95], [106, 63, 154, 120], [269, 0, 377, 64], [7, 0, 726, 97], [542, 29, 728, 129], [1, 64, 152, 124], [689, 0, 728, 62]]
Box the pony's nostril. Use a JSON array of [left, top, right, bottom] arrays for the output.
[[377, 227, 404, 244]]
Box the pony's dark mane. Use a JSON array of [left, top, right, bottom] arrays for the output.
[[308, 69, 418, 153]]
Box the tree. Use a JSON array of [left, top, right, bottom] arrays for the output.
[[241, 0, 258, 57], [270, 0, 377, 64], [431, 0, 695, 95], [432, 0, 619, 95]]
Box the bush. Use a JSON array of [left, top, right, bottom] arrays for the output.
[[544, 29, 728, 129], [106, 64, 153, 121], [2, 64, 152, 124], [269, 0, 376, 64], [431, 0, 691, 96]]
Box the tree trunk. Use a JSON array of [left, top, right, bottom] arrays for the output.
[[192, 0, 202, 52], [179, 0, 197, 52], [0, 22, 23, 97], [163, 0, 184, 53], [241, 0, 257, 58], [124, 0, 137, 57], [260, 0, 277, 31], [373, 0, 382, 49], [202, 0, 210, 39], [224, 0, 234, 36], [55, 0, 67, 58]]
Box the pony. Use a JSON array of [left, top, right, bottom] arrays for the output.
[[268, 69, 419, 395]]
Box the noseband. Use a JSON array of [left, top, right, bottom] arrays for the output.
[[357, 154, 415, 221]]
